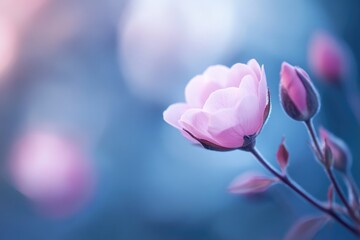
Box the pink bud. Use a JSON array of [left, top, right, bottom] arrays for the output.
[[8, 130, 95, 218], [308, 32, 348, 84], [280, 62, 320, 121], [276, 138, 289, 173], [319, 127, 352, 174], [228, 172, 277, 195]]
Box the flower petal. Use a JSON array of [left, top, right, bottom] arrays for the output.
[[228, 63, 256, 87], [237, 95, 262, 136], [238, 75, 257, 94], [281, 62, 307, 114], [247, 59, 262, 80], [203, 65, 231, 87], [203, 87, 244, 113], [207, 109, 245, 148], [179, 109, 219, 145], [185, 75, 221, 108], [163, 103, 190, 129], [258, 65, 268, 111]]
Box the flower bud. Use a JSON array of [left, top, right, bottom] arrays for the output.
[[280, 62, 320, 121], [308, 32, 348, 84], [319, 127, 352, 174]]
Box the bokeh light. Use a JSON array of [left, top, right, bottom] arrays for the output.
[[119, 0, 236, 103], [8, 129, 95, 218]]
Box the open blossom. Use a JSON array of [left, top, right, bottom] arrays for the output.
[[280, 62, 320, 121], [163, 59, 270, 150], [308, 32, 348, 83]]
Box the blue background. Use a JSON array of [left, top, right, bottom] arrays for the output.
[[0, 0, 359, 239]]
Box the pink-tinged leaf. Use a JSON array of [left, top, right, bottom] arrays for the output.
[[228, 172, 277, 194], [276, 138, 289, 173], [328, 184, 334, 208], [284, 215, 329, 240], [323, 138, 333, 168]]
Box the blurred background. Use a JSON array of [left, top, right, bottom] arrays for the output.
[[0, 0, 359, 239]]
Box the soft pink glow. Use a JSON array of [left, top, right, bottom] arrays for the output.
[[0, 0, 48, 27], [308, 32, 347, 82], [164, 59, 268, 149], [8, 130, 95, 217], [0, 18, 18, 78], [0, 0, 50, 78]]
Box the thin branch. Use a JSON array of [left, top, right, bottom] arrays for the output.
[[305, 120, 359, 222], [249, 147, 359, 236]]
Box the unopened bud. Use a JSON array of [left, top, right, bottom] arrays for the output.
[[280, 62, 320, 121]]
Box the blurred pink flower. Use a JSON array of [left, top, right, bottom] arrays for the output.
[[280, 62, 319, 121], [8, 130, 95, 218], [308, 32, 348, 83], [163, 59, 269, 150]]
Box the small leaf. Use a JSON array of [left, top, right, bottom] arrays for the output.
[[284, 215, 329, 240], [319, 127, 352, 173], [328, 184, 334, 208], [323, 139, 333, 168], [276, 138, 289, 173], [228, 172, 277, 194]]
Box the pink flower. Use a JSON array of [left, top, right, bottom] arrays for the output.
[[319, 127, 352, 174], [308, 32, 348, 83], [280, 62, 319, 121], [163, 59, 270, 150]]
